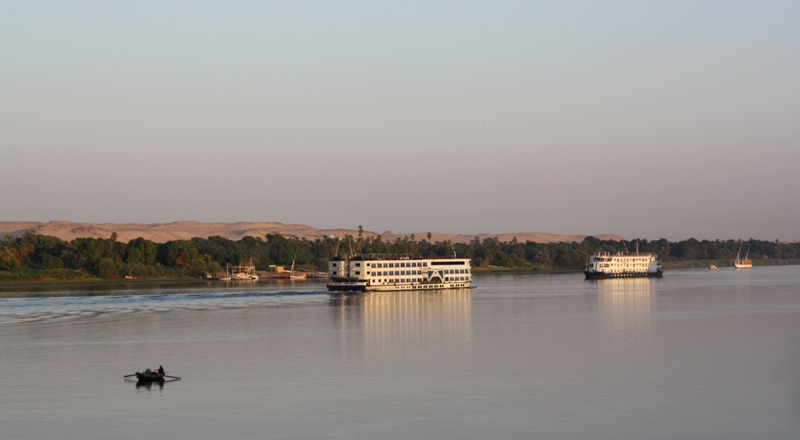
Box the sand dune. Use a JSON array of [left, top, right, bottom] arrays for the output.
[[0, 221, 622, 244]]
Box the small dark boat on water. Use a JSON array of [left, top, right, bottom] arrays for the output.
[[135, 372, 165, 382], [125, 365, 180, 385]]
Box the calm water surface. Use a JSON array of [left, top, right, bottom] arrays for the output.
[[1, 268, 799, 439]]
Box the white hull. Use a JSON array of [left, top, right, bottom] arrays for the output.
[[328, 280, 471, 292]]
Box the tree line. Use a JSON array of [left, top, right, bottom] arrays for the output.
[[1, 232, 798, 280]]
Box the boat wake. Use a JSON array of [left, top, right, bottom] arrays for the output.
[[0, 289, 328, 325]]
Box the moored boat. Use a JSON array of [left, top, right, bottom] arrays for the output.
[[210, 265, 232, 281], [231, 259, 259, 280], [279, 247, 306, 279]]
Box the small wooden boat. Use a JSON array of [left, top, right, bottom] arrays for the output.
[[709, 264, 717, 270], [125, 366, 179, 383], [135, 372, 165, 382]]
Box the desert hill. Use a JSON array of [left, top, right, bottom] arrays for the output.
[[0, 221, 623, 244]]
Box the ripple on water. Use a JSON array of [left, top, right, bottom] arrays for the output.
[[0, 288, 330, 325]]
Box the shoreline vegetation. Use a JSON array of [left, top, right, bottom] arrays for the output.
[[2, 233, 799, 286]]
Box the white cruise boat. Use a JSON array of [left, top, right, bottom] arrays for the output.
[[584, 252, 663, 280], [327, 253, 472, 292]]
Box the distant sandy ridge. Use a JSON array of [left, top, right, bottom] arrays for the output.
[[0, 221, 623, 244]]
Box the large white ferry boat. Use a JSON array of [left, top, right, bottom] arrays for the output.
[[584, 252, 663, 280], [327, 253, 472, 292]]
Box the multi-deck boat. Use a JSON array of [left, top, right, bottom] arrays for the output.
[[327, 253, 472, 292], [584, 252, 663, 280]]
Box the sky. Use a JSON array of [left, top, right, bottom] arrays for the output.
[[1, 1, 799, 241]]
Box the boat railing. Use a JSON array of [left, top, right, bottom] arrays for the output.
[[350, 253, 417, 261]]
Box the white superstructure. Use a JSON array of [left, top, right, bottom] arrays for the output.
[[584, 252, 663, 279], [327, 253, 472, 292]]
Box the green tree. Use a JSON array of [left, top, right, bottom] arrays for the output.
[[125, 238, 157, 265], [97, 257, 117, 278], [186, 257, 208, 277], [40, 254, 64, 269], [159, 240, 198, 266]]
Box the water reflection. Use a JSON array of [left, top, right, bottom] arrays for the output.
[[330, 289, 472, 358], [595, 278, 653, 333]]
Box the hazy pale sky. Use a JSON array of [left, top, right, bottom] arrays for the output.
[[2, 1, 799, 241]]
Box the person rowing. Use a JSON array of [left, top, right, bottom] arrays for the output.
[[124, 366, 179, 381]]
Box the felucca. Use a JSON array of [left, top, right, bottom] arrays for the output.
[[734, 242, 752, 269]]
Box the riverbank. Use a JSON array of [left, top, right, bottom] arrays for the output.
[[3, 259, 798, 288], [0, 269, 319, 288]]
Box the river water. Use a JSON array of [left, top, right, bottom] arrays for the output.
[[1, 267, 799, 439]]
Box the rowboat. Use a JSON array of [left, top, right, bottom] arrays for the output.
[[135, 372, 165, 382], [124, 366, 179, 383]]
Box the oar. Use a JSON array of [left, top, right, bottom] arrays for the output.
[[124, 373, 138, 378], [163, 375, 181, 379]]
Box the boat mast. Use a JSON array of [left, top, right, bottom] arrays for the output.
[[736, 241, 743, 264], [290, 246, 298, 276]]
